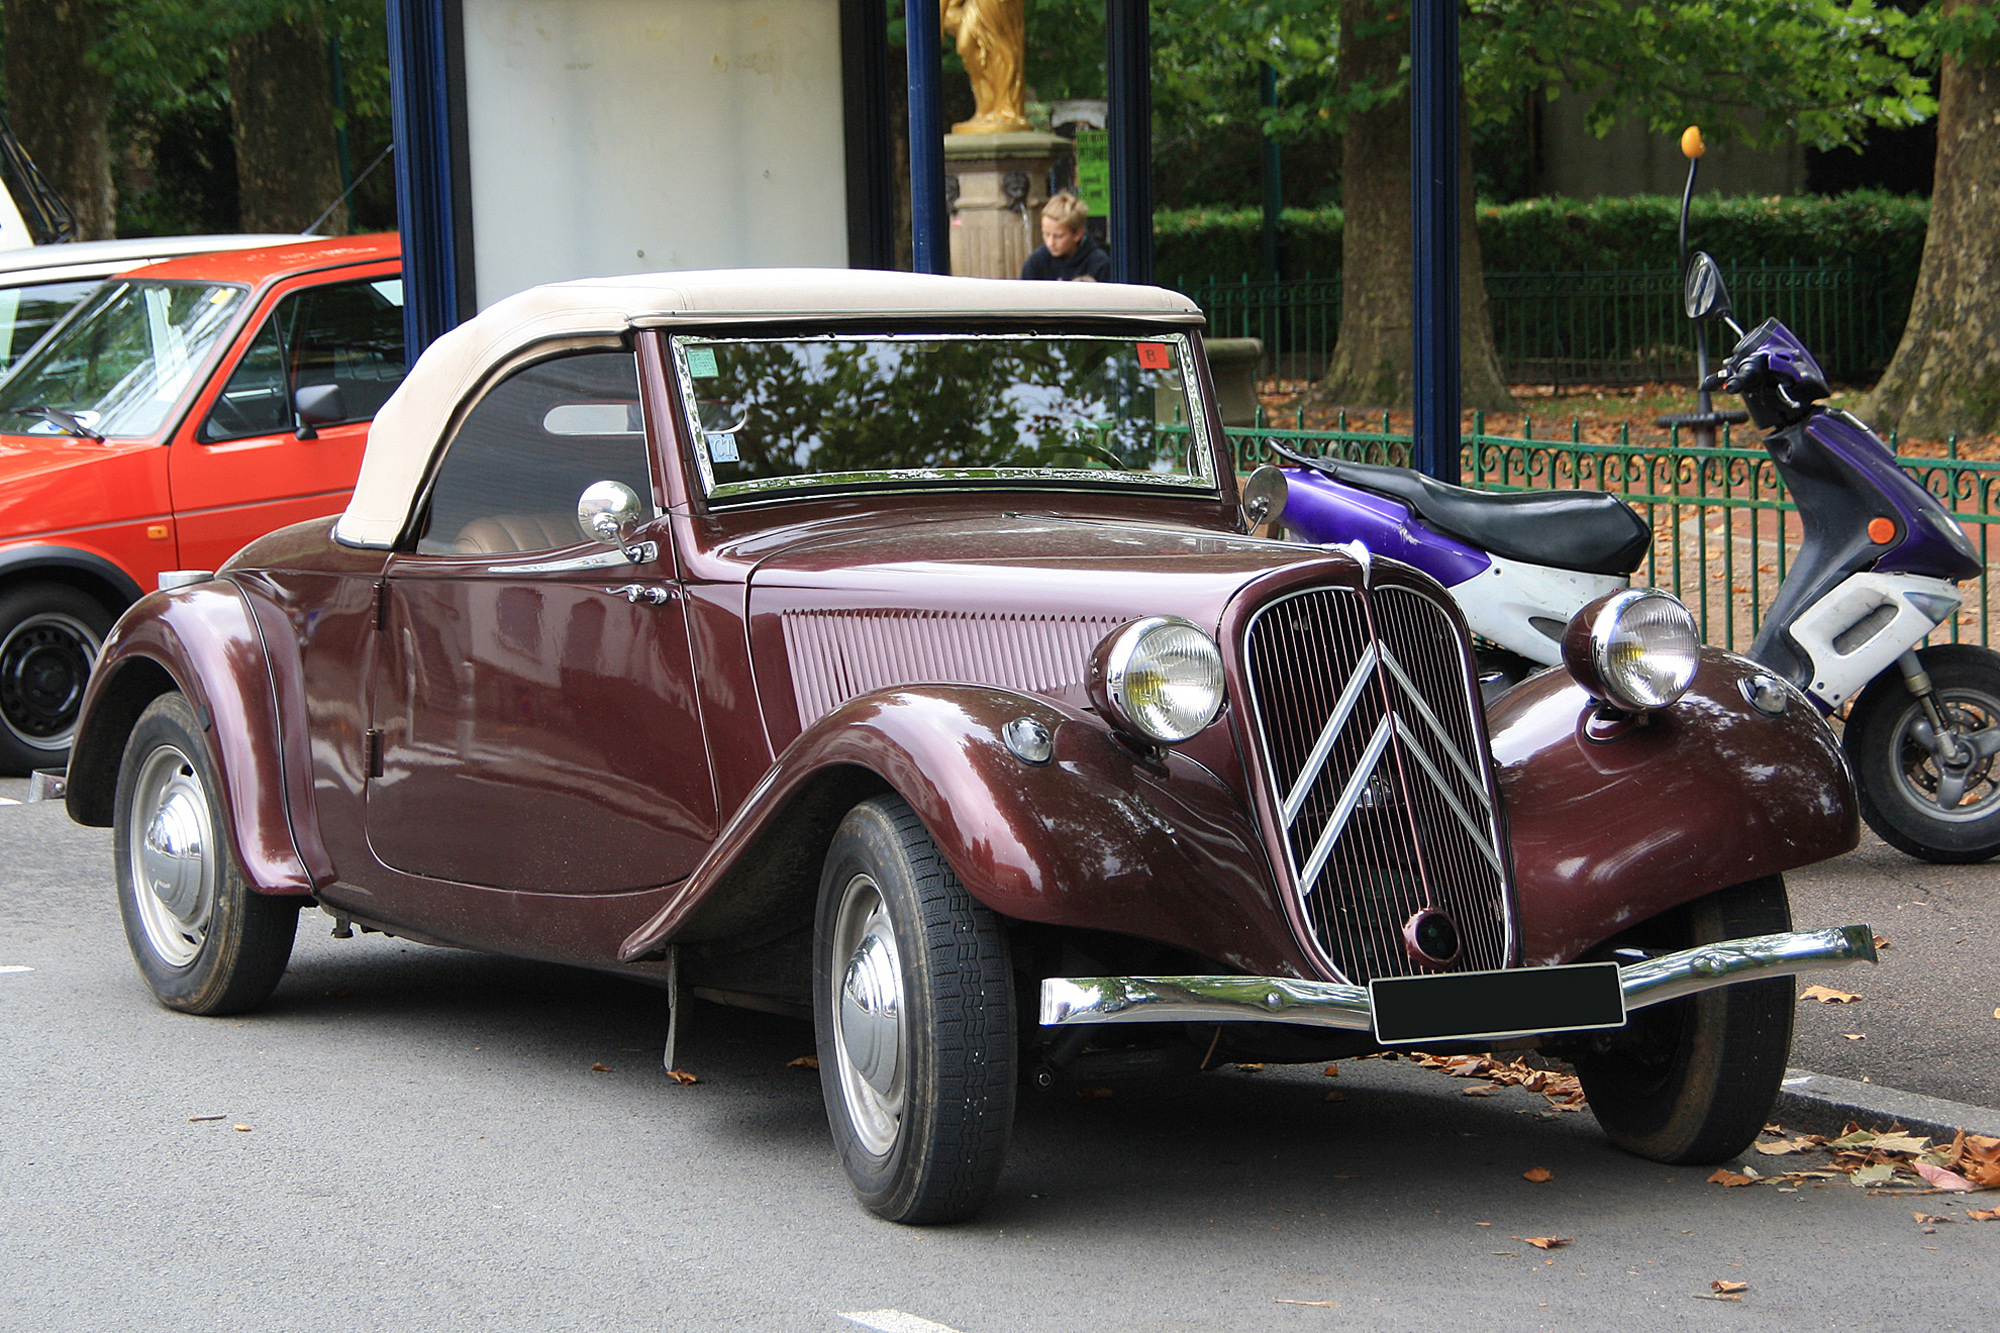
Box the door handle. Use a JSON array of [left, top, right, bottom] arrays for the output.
[[607, 584, 672, 605]]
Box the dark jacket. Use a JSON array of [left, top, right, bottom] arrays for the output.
[[1021, 234, 1112, 282]]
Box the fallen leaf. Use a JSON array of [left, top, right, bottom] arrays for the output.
[[1324, 1090, 1345, 1102], [1077, 1087, 1114, 1099], [1914, 1163, 1977, 1192], [1693, 1293, 1743, 1302], [787, 1056, 819, 1070], [188, 1114, 226, 1123], [1708, 1169, 1757, 1187], [1993, 1006, 2000, 1020], [1322, 1065, 1339, 1078], [1967, 1208, 1999, 1222], [1712, 1280, 1749, 1294], [1235, 1063, 1265, 1072], [1850, 1163, 1897, 1188], [666, 1069, 698, 1085], [233, 1124, 251, 1133], [1523, 1167, 1553, 1183], [589, 1063, 611, 1073], [1273, 1300, 1339, 1307], [1463, 1084, 1500, 1097], [1873, 934, 1891, 950], [1755, 1136, 1820, 1156], [1843, 1033, 1866, 1041], [1802, 984, 1860, 1004], [1524, 1236, 1571, 1250], [1958, 1135, 2000, 1187], [1912, 1212, 1953, 1225]]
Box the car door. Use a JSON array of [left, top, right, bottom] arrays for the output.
[[168, 266, 404, 572], [364, 348, 718, 894]]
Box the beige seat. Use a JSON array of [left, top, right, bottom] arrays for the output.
[[451, 513, 585, 554]]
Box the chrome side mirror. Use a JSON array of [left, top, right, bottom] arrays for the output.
[[1684, 252, 1733, 323], [1240, 464, 1289, 534], [578, 480, 651, 563]]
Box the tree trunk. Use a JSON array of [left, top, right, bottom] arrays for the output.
[[1863, 6, 2000, 438], [229, 5, 345, 233], [1311, 0, 1512, 414], [2, 0, 116, 238]]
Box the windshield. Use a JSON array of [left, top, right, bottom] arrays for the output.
[[0, 276, 101, 375], [0, 279, 248, 439], [674, 332, 1214, 503]]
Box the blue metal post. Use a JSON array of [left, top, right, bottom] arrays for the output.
[[1410, 0, 1459, 484], [386, 0, 462, 359], [1106, 0, 1152, 285], [906, 0, 949, 274]]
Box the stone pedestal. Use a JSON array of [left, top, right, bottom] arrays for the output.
[[944, 131, 1073, 281]]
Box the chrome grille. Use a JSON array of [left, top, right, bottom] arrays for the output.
[[1243, 584, 1513, 983]]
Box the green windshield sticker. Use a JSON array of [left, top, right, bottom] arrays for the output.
[[686, 347, 718, 378]]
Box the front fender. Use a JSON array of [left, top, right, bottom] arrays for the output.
[[65, 580, 312, 895], [619, 684, 1315, 978], [1492, 648, 1858, 966]]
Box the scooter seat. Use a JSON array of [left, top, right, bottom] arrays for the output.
[[1283, 455, 1651, 576]]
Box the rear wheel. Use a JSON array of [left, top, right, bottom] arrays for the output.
[[1573, 876, 1794, 1164], [114, 693, 297, 1015], [813, 794, 1016, 1224], [0, 582, 114, 775], [1844, 644, 2000, 864]]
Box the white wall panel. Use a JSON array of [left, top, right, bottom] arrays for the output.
[[461, 0, 848, 308]]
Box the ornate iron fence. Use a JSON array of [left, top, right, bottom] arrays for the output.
[[1184, 263, 1911, 391], [1227, 417, 2000, 652]]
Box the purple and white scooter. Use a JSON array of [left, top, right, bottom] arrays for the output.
[[1251, 207, 2000, 866]]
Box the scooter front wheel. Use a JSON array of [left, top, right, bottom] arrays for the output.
[[1844, 643, 2000, 864]]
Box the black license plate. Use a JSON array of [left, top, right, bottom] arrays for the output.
[[1369, 962, 1626, 1046]]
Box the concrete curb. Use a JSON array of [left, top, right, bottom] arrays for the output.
[[1777, 1068, 2000, 1142]]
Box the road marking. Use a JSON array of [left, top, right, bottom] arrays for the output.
[[0, 798, 18, 806], [0, 965, 33, 974], [840, 1312, 967, 1333]]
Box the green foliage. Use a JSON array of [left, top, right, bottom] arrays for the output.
[[1157, 191, 1932, 283]]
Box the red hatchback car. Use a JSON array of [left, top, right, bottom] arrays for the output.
[[0, 234, 402, 772]]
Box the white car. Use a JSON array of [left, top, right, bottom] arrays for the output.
[[0, 235, 306, 375]]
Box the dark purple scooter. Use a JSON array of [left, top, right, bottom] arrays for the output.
[[1254, 129, 2000, 863]]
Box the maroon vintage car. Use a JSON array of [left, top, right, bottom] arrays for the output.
[[65, 270, 1874, 1224]]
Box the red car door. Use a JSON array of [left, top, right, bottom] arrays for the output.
[[168, 265, 403, 572]]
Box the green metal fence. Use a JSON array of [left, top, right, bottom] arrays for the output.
[[1227, 416, 2000, 653], [1185, 263, 1914, 391]]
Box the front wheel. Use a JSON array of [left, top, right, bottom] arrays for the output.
[[813, 795, 1016, 1224], [114, 692, 297, 1015], [0, 582, 115, 775], [1844, 644, 2000, 863], [1573, 876, 1794, 1164]]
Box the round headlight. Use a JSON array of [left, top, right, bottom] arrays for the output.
[[1089, 616, 1225, 744], [1562, 589, 1701, 712]]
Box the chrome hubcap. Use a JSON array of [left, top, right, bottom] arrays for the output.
[[127, 745, 216, 968], [829, 874, 905, 1155]]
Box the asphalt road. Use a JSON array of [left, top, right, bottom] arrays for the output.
[[2, 792, 1995, 1331]]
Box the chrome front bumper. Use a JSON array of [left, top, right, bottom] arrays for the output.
[[1038, 925, 1877, 1045]]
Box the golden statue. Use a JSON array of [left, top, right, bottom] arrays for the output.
[[941, 0, 1032, 134]]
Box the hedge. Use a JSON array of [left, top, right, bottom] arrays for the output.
[[1156, 191, 1932, 286]]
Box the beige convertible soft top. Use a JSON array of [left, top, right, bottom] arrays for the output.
[[334, 268, 1204, 548]]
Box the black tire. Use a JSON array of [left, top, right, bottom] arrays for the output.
[[113, 693, 297, 1015], [1573, 876, 1794, 1165], [1844, 643, 2000, 864], [813, 794, 1016, 1224], [0, 582, 115, 775]]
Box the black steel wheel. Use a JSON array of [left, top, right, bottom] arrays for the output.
[[113, 692, 297, 1015], [0, 582, 114, 774], [813, 794, 1016, 1224], [1844, 643, 2000, 864], [1573, 876, 1794, 1165]]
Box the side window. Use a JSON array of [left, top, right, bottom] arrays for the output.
[[416, 351, 651, 556], [200, 276, 406, 442]]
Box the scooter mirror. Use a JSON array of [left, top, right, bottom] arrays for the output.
[[1240, 465, 1289, 534], [1684, 252, 1733, 322]]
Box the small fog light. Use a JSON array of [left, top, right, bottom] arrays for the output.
[[1003, 716, 1054, 765]]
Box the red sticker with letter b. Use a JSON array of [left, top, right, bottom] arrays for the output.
[[1136, 342, 1172, 369]]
